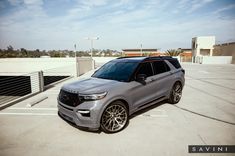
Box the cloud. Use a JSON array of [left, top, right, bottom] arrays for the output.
[[165, 0, 214, 14], [1, 0, 235, 51], [178, 0, 190, 8], [24, 0, 43, 5], [7, 0, 22, 6], [187, 0, 214, 13], [213, 4, 235, 15], [0, 1, 6, 9], [81, 0, 109, 7]]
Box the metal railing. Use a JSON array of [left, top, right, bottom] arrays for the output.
[[0, 66, 75, 107], [0, 71, 42, 106], [43, 65, 76, 76], [0, 58, 94, 108], [43, 65, 74, 87]]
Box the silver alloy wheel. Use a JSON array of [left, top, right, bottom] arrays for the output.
[[173, 83, 182, 102], [101, 103, 128, 132]]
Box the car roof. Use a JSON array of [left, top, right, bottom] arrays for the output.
[[112, 56, 176, 63], [113, 57, 146, 62]]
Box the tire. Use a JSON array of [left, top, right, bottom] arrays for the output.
[[100, 101, 129, 133], [168, 82, 182, 104]]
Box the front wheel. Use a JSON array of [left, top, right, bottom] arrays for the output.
[[100, 101, 128, 133], [168, 82, 182, 104]]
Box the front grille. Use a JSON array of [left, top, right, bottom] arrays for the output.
[[59, 90, 80, 107]]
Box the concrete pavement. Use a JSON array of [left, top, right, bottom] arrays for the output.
[[0, 64, 235, 156]]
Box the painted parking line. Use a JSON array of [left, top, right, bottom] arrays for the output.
[[141, 109, 168, 118], [42, 92, 59, 95], [141, 114, 168, 117], [199, 70, 209, 74], [0, 112, 57, 116], [0, 107, 58, 116], [7, 107, 57, 110], [2, 108, 168, 117]]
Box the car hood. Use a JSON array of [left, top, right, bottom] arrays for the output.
[[62, 77, 122, 94]]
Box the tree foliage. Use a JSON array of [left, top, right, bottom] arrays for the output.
[[165, 49, 183, 56], [0, 46, 122, 58]]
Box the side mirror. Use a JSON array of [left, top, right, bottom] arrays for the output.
[[136, 74, 147, 82]]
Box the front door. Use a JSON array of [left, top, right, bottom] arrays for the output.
[[129, 62, 157, 109]]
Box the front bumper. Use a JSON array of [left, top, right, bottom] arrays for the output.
[[57, 100, 102, 130]]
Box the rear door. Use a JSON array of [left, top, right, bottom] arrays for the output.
[[151, 60, 173, 98]]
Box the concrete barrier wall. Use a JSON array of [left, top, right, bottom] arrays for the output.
[[202, 56, 232, 64], [0, 58, 77, 75], [91, 57, 117, 67], [77, 58, 94, 76], [30, 72, 41, 93], [213, 42, 235, 64], [0, 57, 118, 75], [193, 56, 233, 64], [0, 57, 95, 106]]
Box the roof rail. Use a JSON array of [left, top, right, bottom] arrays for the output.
[[157, 56, 172, 58], [116, 56, 145, 59], [116, 56, 174, 60], [144, 56, 173, 60]]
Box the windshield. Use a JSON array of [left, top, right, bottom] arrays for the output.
[[92, 61, 138, 82]]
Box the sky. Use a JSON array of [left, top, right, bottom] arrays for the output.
[[0, 0, 235, 51]]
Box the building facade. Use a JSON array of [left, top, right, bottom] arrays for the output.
[[213, 42, 235, 64], [192, 36, 215, 57], [178, 48, 192, 62]]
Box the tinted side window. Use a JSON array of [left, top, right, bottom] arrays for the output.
[[153, 61, 170, 75], [136, 62, 153, 78], [168, 59, 181, 69]]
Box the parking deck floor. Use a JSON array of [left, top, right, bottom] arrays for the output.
[[0, 64, 235, 156]]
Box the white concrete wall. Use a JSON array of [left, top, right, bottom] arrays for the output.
[[30, 72, 41, 93], [0, 57, 118, 76], [197, 36, 215, 49], [202, 56, 232, 64], [77, 58, 94, 76], [91, 57, 117, 67], [0, 58, 77, 75], [193, 56, 232, 64]]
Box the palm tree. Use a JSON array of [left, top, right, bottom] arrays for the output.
[[165, 49, 182, 56]]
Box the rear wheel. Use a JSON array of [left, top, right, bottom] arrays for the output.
[[168, 82, 182, 104], [100, 101, 128, 133]]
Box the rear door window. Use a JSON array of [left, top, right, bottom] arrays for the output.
[[135, 62, 153, 78], [153, 61, 170, 75]]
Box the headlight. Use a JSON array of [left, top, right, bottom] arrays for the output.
[[79, 92, 107, 101]]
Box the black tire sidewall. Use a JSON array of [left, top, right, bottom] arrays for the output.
[[169, 82, 182, 104]]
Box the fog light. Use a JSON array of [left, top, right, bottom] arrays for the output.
[[77, 110, 90, 117]]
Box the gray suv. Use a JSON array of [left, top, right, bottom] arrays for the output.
[[58, 56, 185, 133]]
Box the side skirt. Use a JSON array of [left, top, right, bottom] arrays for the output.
[[130, 96, 167, 115]]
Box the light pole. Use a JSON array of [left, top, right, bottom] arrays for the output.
[[74, 44, 77, 58], [74, 43, 79, 77], [140, 44, 143, 56], [85, 37, 99, 58]]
